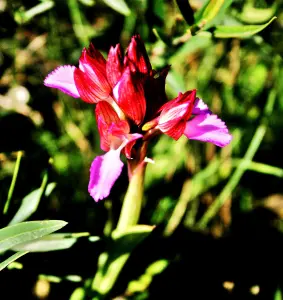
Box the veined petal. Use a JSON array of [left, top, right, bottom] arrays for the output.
[[88, 150, 123, 201], [44, 65, 80, 98], [95, 101, 127, 151], [192, 98, 212, 115], [96, 101, 120, 124], [158, 90, 196, 140], [106, 44, 124, 88], [159, 90, 196, 114], [86, 43, 107, 66], [123, 133, 143, 159], [113, 67, 146, 125], [124, 34, 151, 74], [159, 119, 187, 140], [184, 113, 232, 147], [75, 45, 111, 102], [74, 68, 112, 103], [96, 118, 111, 151], [79, 44, 107, 74]]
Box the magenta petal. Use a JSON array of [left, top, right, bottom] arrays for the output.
[[124, 133, 143, 159], [88, 150, 123, 201], [184, 114, 232, 147], [192, 98, 211, 115], [44, 65, 80, 98]]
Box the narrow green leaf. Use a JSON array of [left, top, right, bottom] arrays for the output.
[[78, 0, 95, 6], [195, 0, 233, 30], [239, 3, 278, 24], [214, 17, 276, 38], [274, 288, 282, 300], [4, 151, 23, 215], [0, 220, 67, 253], [0, 251, 29, 271], [68, 0, 91, 47], [112, 225, 154, 241], [12, 233, 76, 252], [14, 1, 54, 24], [9, 182, 56, 225], [102, 0, 131, 16], [70, 287, 85, 300], [92, 225, 154, 295]]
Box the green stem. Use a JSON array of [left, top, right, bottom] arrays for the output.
[[67, 0, 90, 47], [116, 162, 146, 232], [91, 161, 147, 298], [4, 151, 23, 214]]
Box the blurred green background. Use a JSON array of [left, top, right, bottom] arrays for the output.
[[1, 0, 283, 299]]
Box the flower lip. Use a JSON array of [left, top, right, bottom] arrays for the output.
[[88, 149, 124, 202], [184, 98, 232, 147]]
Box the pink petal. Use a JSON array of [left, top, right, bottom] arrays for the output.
[[95, 101, 120, 124], [44, 65, 80, 98], [124, 133, 143, 159], [192, 98, 211, 115], [159, 119, 187, 140], [95, 101, 130, 151], [158, 90, 196, 140], [74, 45, 111, 103], [106, 44, 124, 87], [124, 34, 151, 74], [78, 47, 111, 95], [74, 68, 112, 103], [85, 43, 107, 67], [88, 150, 124, 202], [113, 67, 146, 125], [184, 114, 232, 147]]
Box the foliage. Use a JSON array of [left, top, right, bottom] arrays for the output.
[[1, 0, 283, 298]]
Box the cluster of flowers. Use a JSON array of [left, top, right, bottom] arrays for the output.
[[44, 35, 232, 202]]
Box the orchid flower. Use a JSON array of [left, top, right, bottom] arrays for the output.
[[44, 34, 232, 202]]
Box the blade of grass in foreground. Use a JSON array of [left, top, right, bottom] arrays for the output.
[[0, 251, 29, 271], [3, 151, 23, 215], [196, 85, 277, 230], [0, 220, 67, 253]]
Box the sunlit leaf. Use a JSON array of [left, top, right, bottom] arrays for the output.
[[195, 0, 233, 30], [12, 233, 76, 252], [274, 288, 283, 300], [0, 220, 67, 253], [0, 251, 29, 271], [127, 259, 168, 294], [102, 0, 131, 16], [78, 0, 95, 6], [239, 3, 278, 24], [92, 225, 155, 295], [9, 182, 56, 225], [70, 287, 85, 300], [14, 1, 54, 24], [214, 17, 276, 38]]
